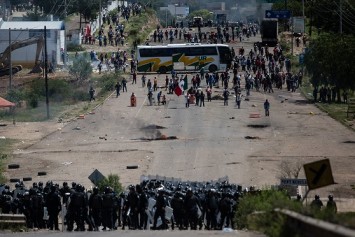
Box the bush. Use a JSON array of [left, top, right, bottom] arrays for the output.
[[27, 94, 39, 108], [235, 189, 303, 236], [29, 79, 73, 102], [97, 73, 124, 95], [97, 174, 123, 194], [69, 52, 93, 83], [6, 89, 25, 104], [67, 43, 85, 52], [72, 90, 89, 102]]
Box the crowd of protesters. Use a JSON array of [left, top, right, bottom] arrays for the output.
[[151, 21, 258, 45]]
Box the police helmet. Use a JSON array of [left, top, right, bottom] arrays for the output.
[[315, 194, 320, 200], [50, 185, 56, 192], [75, 184, 82, 192], [328, 195, 333, 200], [93, 187, 99, 194], [105, 186, 111, 194]]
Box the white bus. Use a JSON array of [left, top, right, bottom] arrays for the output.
[[136, 43, 232, 73]]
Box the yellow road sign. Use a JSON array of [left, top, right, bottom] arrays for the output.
[[304, 159, 335, 190]]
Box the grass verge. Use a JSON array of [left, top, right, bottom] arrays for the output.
[[235, 189, 355, 236], [299, 78, 355, 131]]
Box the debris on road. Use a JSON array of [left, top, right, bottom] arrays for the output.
[[247, 124, 269, 128], [245, 136, 260, 139], [249, 113, 261, 118]]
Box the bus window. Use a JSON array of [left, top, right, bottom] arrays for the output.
[[218, 46, 232, 64], [172, 47, 187, 55]]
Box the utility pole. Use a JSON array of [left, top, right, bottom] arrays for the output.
[[309, 0, 313, 36], [340, 0, 343, 34], [44, 26, 50, 119], [302, 0, 305, 33], [99, 0, 102, 32], [63, 0, 67, 66], [165, 9, 168, 28], [284, 0, 288, 31], [9, 28, 12, 90]]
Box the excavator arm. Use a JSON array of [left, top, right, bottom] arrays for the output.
[[0, 35, 44, 75]]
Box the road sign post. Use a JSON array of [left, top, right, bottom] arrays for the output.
[[88, 169, 106, 185], [265, 10, 291, 19], [304, 159, 335, 190]]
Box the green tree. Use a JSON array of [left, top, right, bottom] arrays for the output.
[[156, 9, 173, 28], [69, 52, 93, 84], [307, 0, 355, 35], [272, 0, 302, 17], [97, 174, 124, 193], [186, 9, 213, 22], [304, 33, 355, 92], [235, 190, 302, 237]]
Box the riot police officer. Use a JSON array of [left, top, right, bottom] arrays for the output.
[[45, 185, 61, 230], [89, 187, 102, 231]]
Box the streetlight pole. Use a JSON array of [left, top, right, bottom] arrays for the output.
[[166, 8, 168, 28], [174, 4, 178, 27]]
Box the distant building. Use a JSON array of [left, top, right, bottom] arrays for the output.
[[160, 5, 190, 18], [0, 20, 65, 68]]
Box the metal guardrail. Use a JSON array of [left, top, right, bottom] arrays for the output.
[[275, 209, 355, 237], [0, 214, 26, 226]]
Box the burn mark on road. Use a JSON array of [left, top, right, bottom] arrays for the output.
[[226, 162, 241, 165], [247, 124, 269, 128]]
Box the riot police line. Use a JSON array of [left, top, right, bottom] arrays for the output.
[[0, 176, 255, 231]]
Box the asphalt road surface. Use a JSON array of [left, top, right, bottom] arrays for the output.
[[4, 25, 355, 237], [8, 28, 355, 205]]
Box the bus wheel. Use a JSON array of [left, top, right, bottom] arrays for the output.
[[159, 66, 168, 74], [209, 64, 217, 72]]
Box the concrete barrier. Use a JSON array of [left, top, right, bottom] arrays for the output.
[[275, 209, 355, 237]]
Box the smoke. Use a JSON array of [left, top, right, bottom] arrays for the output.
[[133, 119, 165, 139], [142, 126, 163, 139], [230, 0, 273, 23]]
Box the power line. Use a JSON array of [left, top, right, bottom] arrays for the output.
[[312, 2, 355, 27]]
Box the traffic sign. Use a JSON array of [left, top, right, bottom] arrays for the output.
[[265, 10, 291, 19], [304, 159, 335, 190], [280, 178, 308, 186], [88, 169, 106, 185]]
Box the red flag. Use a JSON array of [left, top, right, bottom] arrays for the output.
[[174, 86, 183, 96]]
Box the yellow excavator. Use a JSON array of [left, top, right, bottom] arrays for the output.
[[0, 35, 44, 77]]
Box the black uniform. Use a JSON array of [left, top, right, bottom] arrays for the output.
[[45, 186, 61, 230], [89, 189, 102, 231], [184, 191, 200, 230], [171, 193, 185, 230], [153, 191, 167, 229], [102, 188, 114, 230], [127, 187, 139, 229]]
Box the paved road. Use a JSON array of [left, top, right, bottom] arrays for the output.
[[4, 25, 355, 237], [9, 29, 355, 202]]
